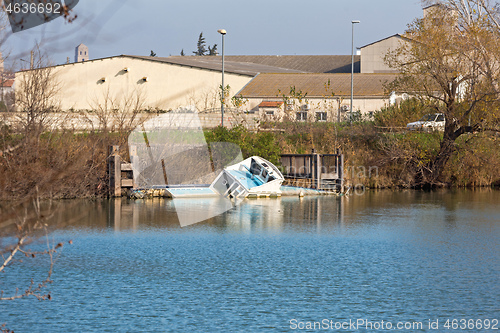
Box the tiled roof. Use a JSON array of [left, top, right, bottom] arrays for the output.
[[224, 55, 360, 73], [258, 101, 284, 107], [1, 79, 14, 87], [237, 73, 397, 98]]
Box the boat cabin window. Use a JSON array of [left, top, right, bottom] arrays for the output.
[[250, 159, 262, 176]]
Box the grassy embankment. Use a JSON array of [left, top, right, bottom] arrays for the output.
[[1, 101, 498, 200]]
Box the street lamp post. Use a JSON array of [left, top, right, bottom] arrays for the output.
[[218, 29, 227, 127], [350, 20, 360, 124]]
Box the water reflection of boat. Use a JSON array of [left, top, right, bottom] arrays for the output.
[[153, 156, 284, 199]]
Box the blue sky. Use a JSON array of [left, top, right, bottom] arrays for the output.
[[3, 0, 423, 67]]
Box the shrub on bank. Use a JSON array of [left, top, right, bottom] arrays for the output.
[[204, 125, 282, 166], [0, 128, 129, 200]]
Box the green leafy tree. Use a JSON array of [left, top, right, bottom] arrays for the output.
[[149, 50, 156, 57]]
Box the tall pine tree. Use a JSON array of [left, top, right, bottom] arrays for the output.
[[193, 32, 207, 56]]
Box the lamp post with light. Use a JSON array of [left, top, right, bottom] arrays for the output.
[[350, 20, 360, 124], [218, 29, 227, 127]]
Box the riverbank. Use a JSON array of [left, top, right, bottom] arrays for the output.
[[207, 122, 500, 189], [0, 119, 498, 201], [278, 122, 500, 189]]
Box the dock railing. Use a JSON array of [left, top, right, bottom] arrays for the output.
[[280, 149, 343, 192]]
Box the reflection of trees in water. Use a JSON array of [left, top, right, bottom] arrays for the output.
[[280, 197, 343, 228], [32, 189, 500, 231]]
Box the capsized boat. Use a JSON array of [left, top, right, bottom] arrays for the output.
[[153, 156, 284, 198]]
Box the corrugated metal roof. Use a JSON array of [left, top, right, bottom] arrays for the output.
[[128, 55, 360, 75], [24, 54, 361, 76], [127, 55, 305, 76], [237, 73, 397, 98]]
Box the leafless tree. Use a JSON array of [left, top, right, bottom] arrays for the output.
[[88, 86, 148, 132], [14, 44, 61, 135]]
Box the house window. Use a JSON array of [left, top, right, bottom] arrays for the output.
[[296, 112, 307, 121], [265, 110, 274, 116], [316, 112, 327, 122], [80, 51, 82, 55]]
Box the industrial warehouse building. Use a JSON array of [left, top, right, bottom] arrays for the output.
[[14, 25, 415, 127]]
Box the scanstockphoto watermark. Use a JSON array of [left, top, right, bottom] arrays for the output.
[[290, 318, 426, 331], [289, 318, 499, 331], [3, 0, 79, 33], [345, 165, 379, 196]]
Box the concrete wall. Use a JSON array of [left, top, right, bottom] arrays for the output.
[[15, 56, 253, 113], [360, 36, 404, 73], [1, 111, 259, 131]]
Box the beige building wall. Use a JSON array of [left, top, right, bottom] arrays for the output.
[[360, 35, 405, 73], [15, 56, 253, 112], [243, 96, 389, 122]]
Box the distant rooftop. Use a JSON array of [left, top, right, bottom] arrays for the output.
[[238, 73, 397, 98], [128, 55, 304, 76], [223, 55, 360, 74], [129, 55, 360, 75], [31, 54, 361, 76], [1, 79, 14, 88]]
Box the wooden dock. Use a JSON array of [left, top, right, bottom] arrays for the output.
[[280, 149, 344, 192], [109, 146, 344, 197], [108, 145, 135, 197]]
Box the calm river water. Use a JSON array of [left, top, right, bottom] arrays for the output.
[[1, 189, 499, 332]]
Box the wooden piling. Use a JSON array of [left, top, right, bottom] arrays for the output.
[[337, 148, 344, 192], [108, 145, 122, 197]]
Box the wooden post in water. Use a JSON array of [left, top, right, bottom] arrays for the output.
[[108, 145, 122, 197], [311, 149, 321, 189], [337, 148, 344, 192], [317, 153, 322, 190], [310, 149, 315, 189]]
